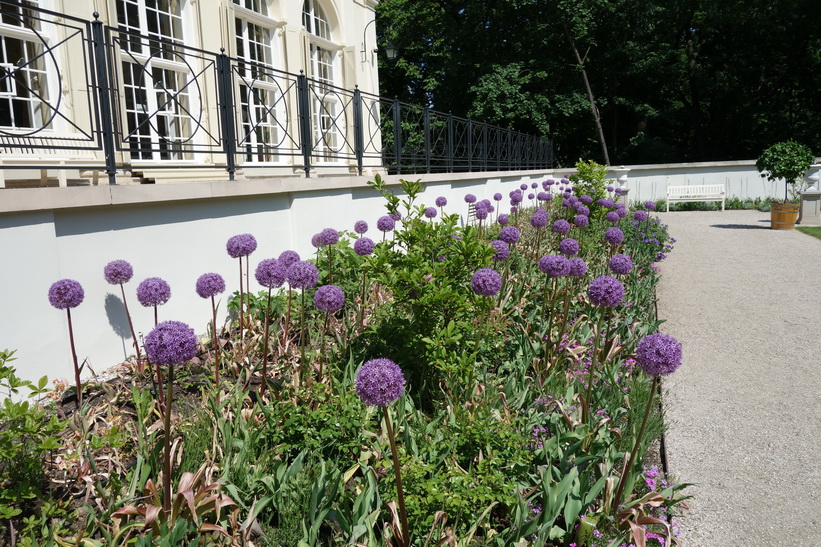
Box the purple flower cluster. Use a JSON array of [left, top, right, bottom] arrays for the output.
[[226, 233, 257, 258], [580, 195, 593, 204], [278, 250, 300, 267], [605, 211, 621, 223], [497, 214, 510, 226], [314, 284, 345, 313], [568, 257, 588, 277], [137, 277, 171, 307], [424, 207, 438, 219], [491, 239, 510, 261], [538, 255, 570, 278], [315, 228, 339, 247], [256, 258, 287, 288], [604, 227, 625, 246], [354, 237, 375, 256], [475, 205, 489, 220], [104, 260, 133, 285], [587, 276, 624, 307], [634, 210, 648, 222], [530, 209, 548, 228], [609, 253, 633, 275], [552, 219, 571, 235], [558, 238, 580, 256], [493, 192, 503, 201], [286, 261, 318, 289], [597, 198, 615, 209], [636, 333, 682, 376], [354, 220, 369, 234], [377, 215, 396, 232], [464, 193, 477, 204], [435, 196, 447, 207], [644, 201, 656, 211], [574, 214, 589, 228], [144, 320, 198, 366], [499, 226, 520, 245], [48, 279, 84, 309], [471, 268, 502, 296], [196, 273, 226, 298], [355, 358, 406, 407]]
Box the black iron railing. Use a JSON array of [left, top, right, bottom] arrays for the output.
[[0, 1, 553, 185]]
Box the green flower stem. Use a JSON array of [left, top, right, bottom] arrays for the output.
[[283, 287, 293, 351], [383, 407, 410, 547], [66, 308, 82, 408], [357, 268, 368, 332], [210, 295, 220, 399], [583, 310, 605, 423], [327, 246, 334, 284], [260, 287, 272, 395], [299, 290, 306, 384], [613, 376, 659, 512], [237, 258, 245, 359], [119, 283, 141, 361], [163, 362, 174, 515]]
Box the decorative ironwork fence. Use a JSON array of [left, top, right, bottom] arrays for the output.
[[0, 1, 553, 185]]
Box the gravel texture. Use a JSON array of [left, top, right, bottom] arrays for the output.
[[656, 210, 821, 546]]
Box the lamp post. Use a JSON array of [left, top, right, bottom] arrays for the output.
[[361, 18, 397, 63]]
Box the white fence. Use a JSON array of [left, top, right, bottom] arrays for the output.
[[0, 159, 801, 386]]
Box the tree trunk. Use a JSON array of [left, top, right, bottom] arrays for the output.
[[561, 19, 611, 165]]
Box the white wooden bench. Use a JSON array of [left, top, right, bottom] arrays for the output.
[[666, 184, 725, 212], [0, 134, 104, 188]]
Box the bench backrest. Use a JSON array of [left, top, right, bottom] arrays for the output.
[[667, 184, 725, 196]]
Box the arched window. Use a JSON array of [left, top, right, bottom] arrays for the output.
[[302, 0, 341, 163]]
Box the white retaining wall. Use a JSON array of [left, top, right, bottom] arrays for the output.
[[0, 159, 799, 386]]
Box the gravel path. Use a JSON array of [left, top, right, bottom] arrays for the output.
[[656, 210, 821, 546]]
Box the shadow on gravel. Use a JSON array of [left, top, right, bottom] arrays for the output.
[[709, 223, 770, 230]]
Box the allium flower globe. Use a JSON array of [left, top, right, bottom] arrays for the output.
[[48, 279, 84, 309], [528, 193, 535, 200], [137, 277, 171, 307], [354, 220, 369, 234], [552, 219, 571, 235], [319, 228, 340, 246], [286, 261, 318, 289], [278, 250, 300, 267], [616, 206, 628, 219], [644, 201, 656, 211], [354, 237, 375, 256], [491, 239, 510, 261], [636, 333, 682, 376], [377, 215, 396, 232], [580, 195, 593, 204], [574, 215, 589, 228], [435, 196, 447, 207], [530, 210, 548, 228], [605, 211, 621, 223], [104, 260, 133, 285], [475, 207, 489, 220], [314, 284, 345, 313], [226, 233, 257, 258], [464, 194, 477, 204], [390, 211, 402, 221], [493, 193, 502, 201], [255, 258, 287, 288], [356, 358, 406, 407], [597, 198, 615, 209], [604, 227, 625, 246], [497, 214, 510, 226], [499, 226, 520, 244], [144, 320, 198, 366], [520, 183, 528, 191], [609, 253, 633, 275], [558, 238, 580, 256], [587, 276, 624, 307], [538, 255, 570, 278], [607, 186, 614, 192], [196, 273, 226, 298], [471, 268, 502, 296], [568, 257, 588, 277], [634, 210, 649, 222]]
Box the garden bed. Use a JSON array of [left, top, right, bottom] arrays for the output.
[[1, 174, 687, 546]]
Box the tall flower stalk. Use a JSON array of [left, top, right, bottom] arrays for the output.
[[286, 260, 318, 383], [226, 233, 257, 360], [196, 273, 226, 395], [254, 259, 286, 394], [354, 237, 375, 331], [313, 284, 345, 382], [104, 260, 140, 363], [136, 277, 172, 408], [48, 279, 85, 407], [583, 275, 624, 422]]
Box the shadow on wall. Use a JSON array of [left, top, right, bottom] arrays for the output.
[[53, 195, 290, 237], [104, 293, 133, 361]]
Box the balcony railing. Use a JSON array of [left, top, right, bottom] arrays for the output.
[[0, 1, 553, 185]]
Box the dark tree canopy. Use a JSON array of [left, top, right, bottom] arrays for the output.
[[375, 0, 821, 166]]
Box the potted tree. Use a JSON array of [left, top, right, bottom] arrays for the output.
[[756, 140, 815, 229]]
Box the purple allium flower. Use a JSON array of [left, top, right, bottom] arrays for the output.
[[644, 201, 656, 211], [559, 238, 580, 256], [226, 233, 257, 258], [424, 207, 438, 219], [615, 187, 623, 196], [286, 261, 318, 289], [355, 358, 406, 407], [104, 260, 133, 285], [544, 193, 554, 201], [471, 268, 502, 296], [531, 182, 538, 189], [530, 209, 548, 228], [354, 237, 375, 256], [528, 193, 535, 200], [278, 250, 300, 267], [476, 207, 489, 220], [538, 255, 570, 278], [318, 228, 340, 247], [497, 214, 510, 226], [616, 206, 628, 218], [144, 320, 197, 366], [587, 276, 625, 307], [634, 210, 649, 222], [314, 284, 345, 313], [636, 333, 683, 376], [561, 178, 570, 185], [609, 253, 633, 275], [137, 277, 171, 307], [464, 193, 477, 204], [435, 196, 447, 207], [510, 206, 518, 214], [196, 273, 226, 298], [537, 192, 548, 201], [311, 233, 322, 248], [567, 196, 578, 205], [545, 179, 555, 186], [377, 215, 396, 232], [568, 257, 588, 277], [390, 211, 402, 221], [574, 214, 589, 228], [606, 211, 621, 223], [354, 220, 369, 234], [604, 227, 625, 246], [552, 219, 571, 235], [575, 204, 590, 216], [597, 198, 615, 209], [256, 258, 287, 288], [561, 199, 570, 207], [520, 183, 528, 191], [580, 195, 593, 204], [510, 189, 523, 203], [487, 204, 495, 213], [499, 226, 521, 244], [479, 199, 492, 209], [493, 193, 502, 201], [491, 239, 510, 261], [48, 279, 84, 309], [607, 185, 614, 192]]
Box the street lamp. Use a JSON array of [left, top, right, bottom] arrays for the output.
[[361, 18, 398, 62]]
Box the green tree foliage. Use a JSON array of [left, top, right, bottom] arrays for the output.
[[376, 0, 821, 166]]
